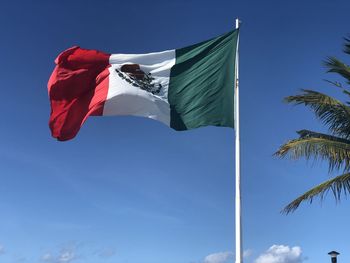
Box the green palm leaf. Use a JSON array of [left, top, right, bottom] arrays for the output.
[[283, 173, 350, 213], [275, 129, 350, 171], [285, 90, 350, 138], [324, 57, 350, 84], [344, 38, 350, 55], [344, 37, 350, 54]]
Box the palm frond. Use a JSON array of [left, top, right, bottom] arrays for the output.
[[324, 56, 350, 84], [282, 172, 350, 213], [342, 89, 350, 99], [279, 37, 350, 213], [344, 37, 350, 55], [284, 90, 350, 138], [323, 79, 343, 89], [275, 130, 350, 172]]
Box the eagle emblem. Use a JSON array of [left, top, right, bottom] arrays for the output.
[[115, 64, 163, 95]]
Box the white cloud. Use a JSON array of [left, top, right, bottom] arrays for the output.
[[57, 250, 75, 263], [204, 251, 233, 263], [41, 253, 53, 262], [255, 245, 303, 263], [244, 249, 253, 258], [41, 249, 76, 263]]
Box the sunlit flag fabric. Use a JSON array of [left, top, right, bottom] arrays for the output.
[[48, 29, 239, 141]]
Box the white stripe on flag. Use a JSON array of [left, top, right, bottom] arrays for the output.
[[103, 50, 176, 126]]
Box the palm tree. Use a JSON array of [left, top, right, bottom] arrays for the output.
[[275, 38, 350, 213]]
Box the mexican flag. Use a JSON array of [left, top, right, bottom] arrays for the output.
[[48, 29, 239, 141]]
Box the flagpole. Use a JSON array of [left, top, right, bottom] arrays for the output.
[[234, 18, 242, 263]]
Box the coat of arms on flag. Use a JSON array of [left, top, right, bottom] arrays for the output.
[[116, 64, 163, 95]]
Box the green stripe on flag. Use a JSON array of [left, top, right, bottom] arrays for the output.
[[168, 29, 239, 130]]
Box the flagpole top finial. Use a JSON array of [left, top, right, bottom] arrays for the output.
[[235, 18, 241, 29]]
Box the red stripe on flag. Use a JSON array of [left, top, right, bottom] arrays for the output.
[[48, 46, 110, 141]]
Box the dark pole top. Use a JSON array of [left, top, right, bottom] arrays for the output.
[[328, 251, 340, 257]]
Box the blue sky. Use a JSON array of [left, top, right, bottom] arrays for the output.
[[1, 0, 350, 263]]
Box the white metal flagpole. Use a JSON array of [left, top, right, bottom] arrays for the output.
[[234, 18, 242, 263]]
